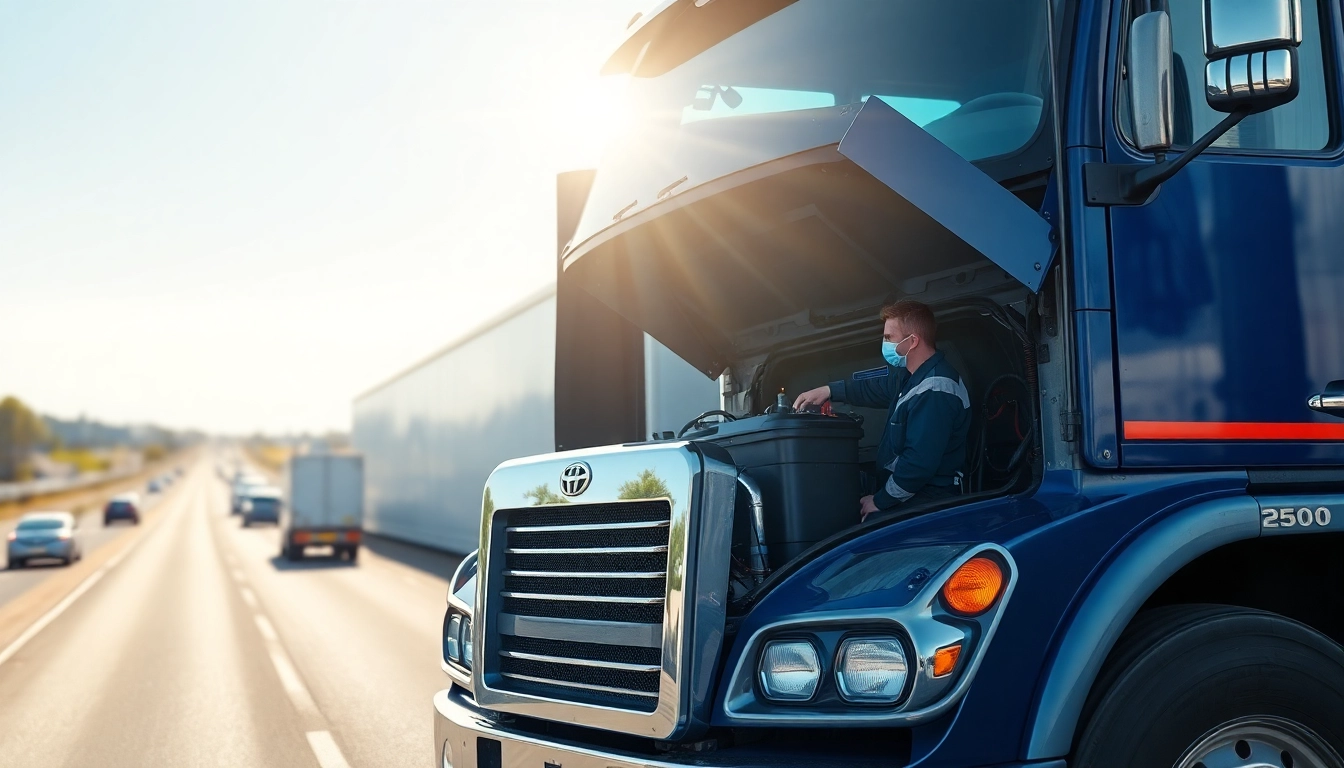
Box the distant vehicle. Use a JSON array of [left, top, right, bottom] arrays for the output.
[[231, 474, 268, 514], [104, 494, 141, 526], [147, 479, 162, 494], [282, 455, 363, 562], [8, 512, 81, 568], [173, 466, 184, 477], [240, 486, 283, 527]]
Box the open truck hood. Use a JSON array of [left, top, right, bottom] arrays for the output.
[[562, 98, 1055, 378]]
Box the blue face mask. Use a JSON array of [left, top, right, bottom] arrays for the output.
[[882, 335, 913, 368]]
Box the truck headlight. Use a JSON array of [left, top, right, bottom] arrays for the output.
[[446, 615, 461, 662], [836, 637, 908, 704], [461, 618, 473, 669], [757, 640, 821, 701]]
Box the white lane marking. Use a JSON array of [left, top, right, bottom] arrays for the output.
[[239, 587, 258, 609], [253, 614, 278, 642], [266, 644, 321, 719], [305, 731, 352, 768], [0, 570, 106, 668]]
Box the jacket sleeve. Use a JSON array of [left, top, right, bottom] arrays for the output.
[[874, 389, 962, 509], [829, 367, 903, 411]]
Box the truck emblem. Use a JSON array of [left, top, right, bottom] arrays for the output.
[[560, 462, 591, 497]]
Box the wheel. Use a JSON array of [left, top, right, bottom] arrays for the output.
[[1074, 605, 1344, 767], [8, 558, 21, 570], [104, 518, 111, 527], [347, 545, 359, 563], [285, 545, 302, 562], [241, 518, 251, 528]]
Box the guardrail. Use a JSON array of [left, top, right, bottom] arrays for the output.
[[0, 467, 141, 504]]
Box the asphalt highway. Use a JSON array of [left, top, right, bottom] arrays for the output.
[[0, 456, 460, 767]]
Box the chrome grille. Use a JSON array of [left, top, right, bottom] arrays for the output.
[[492, 500, 671, 712]]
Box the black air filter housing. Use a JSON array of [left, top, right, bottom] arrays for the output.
[[687, 413, 863, 568]]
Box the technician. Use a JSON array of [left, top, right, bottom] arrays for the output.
[[793, 300, 970, 522]]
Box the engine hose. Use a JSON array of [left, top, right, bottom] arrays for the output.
[[678, 410, 739, 438], [736, 471, 769, 583]]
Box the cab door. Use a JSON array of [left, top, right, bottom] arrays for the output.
[[1106, 0, 1344, 467]]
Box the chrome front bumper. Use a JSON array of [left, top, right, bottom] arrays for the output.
[[435, 687, 697, 768]]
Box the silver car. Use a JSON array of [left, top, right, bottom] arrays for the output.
[[7, 512, 82, 568]]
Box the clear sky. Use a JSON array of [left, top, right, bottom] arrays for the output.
[[0, 0, 646, 435]]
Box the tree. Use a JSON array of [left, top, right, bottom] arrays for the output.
[[0, 396, 50, 482]]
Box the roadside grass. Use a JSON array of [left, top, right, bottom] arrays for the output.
[[246, 444, 291, 474]]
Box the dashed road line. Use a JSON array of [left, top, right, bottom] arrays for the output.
[[306, 731, 353, 768], [211, 471, 354, 768], [253, 613, 278, 642]]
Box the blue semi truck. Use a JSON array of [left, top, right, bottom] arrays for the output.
[[435, 0, 1344, 765]]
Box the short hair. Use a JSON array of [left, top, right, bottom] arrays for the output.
[[879, 300, 937, 347]]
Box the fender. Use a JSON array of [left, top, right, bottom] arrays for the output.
[[1024, 494, 1260, 759]]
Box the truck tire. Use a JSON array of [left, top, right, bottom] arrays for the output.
[[8, 558, 21, 570], [285, 544, 302, 562], [347, 545, 359, 563], [1074, 604, 1344, 768]]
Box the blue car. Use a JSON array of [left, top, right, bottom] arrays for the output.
[[104, 494, 141, 526], [241, 487, 283, 527], [7, 512, 81, 568]]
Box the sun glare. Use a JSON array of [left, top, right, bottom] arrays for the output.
[[549, 73, 632, 172]]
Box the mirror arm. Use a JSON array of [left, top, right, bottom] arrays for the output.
[[1129, 107, 1250, 196], [1084, 106, 1250, 206]]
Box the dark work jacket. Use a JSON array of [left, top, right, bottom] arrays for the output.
[[829, 350, 970, 509]]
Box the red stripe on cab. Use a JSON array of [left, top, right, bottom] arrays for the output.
[[1125, 421, 1344, 441]]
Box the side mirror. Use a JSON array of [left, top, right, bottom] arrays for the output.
[[1204, 0, 1302, 112], [1087, 0, 1305, 205], [1129, 11, 1175, 151]]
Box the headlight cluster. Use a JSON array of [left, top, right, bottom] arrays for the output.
[[758, 636, 910, 705], [443, 550, 478, 674], [444, 611, 473, 670], [730, 548, 1014, 723]]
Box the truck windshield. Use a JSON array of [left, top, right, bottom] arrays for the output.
[[573, 0, 1051, 253], [628, 0, 1049, 159]]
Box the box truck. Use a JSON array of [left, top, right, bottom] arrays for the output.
[[283, 454, 364, 562]]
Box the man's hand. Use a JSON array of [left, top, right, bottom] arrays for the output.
[[793, 384, 831, 411], [859, 495, 878, 522]]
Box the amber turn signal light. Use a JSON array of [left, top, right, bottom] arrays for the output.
[[933, 644, 962, 677], [941, 556, 1004, 616]]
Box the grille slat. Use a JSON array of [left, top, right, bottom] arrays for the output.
[[500, 656, 660, 693], [491, 499, 671, 712], [503, 569, 666, 579], [500, 650, 660, 673], [501, 591, 664, 605], [501, 673, 659, 701], [507, 520, 669, 534], [504, 544, 668, 554]]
